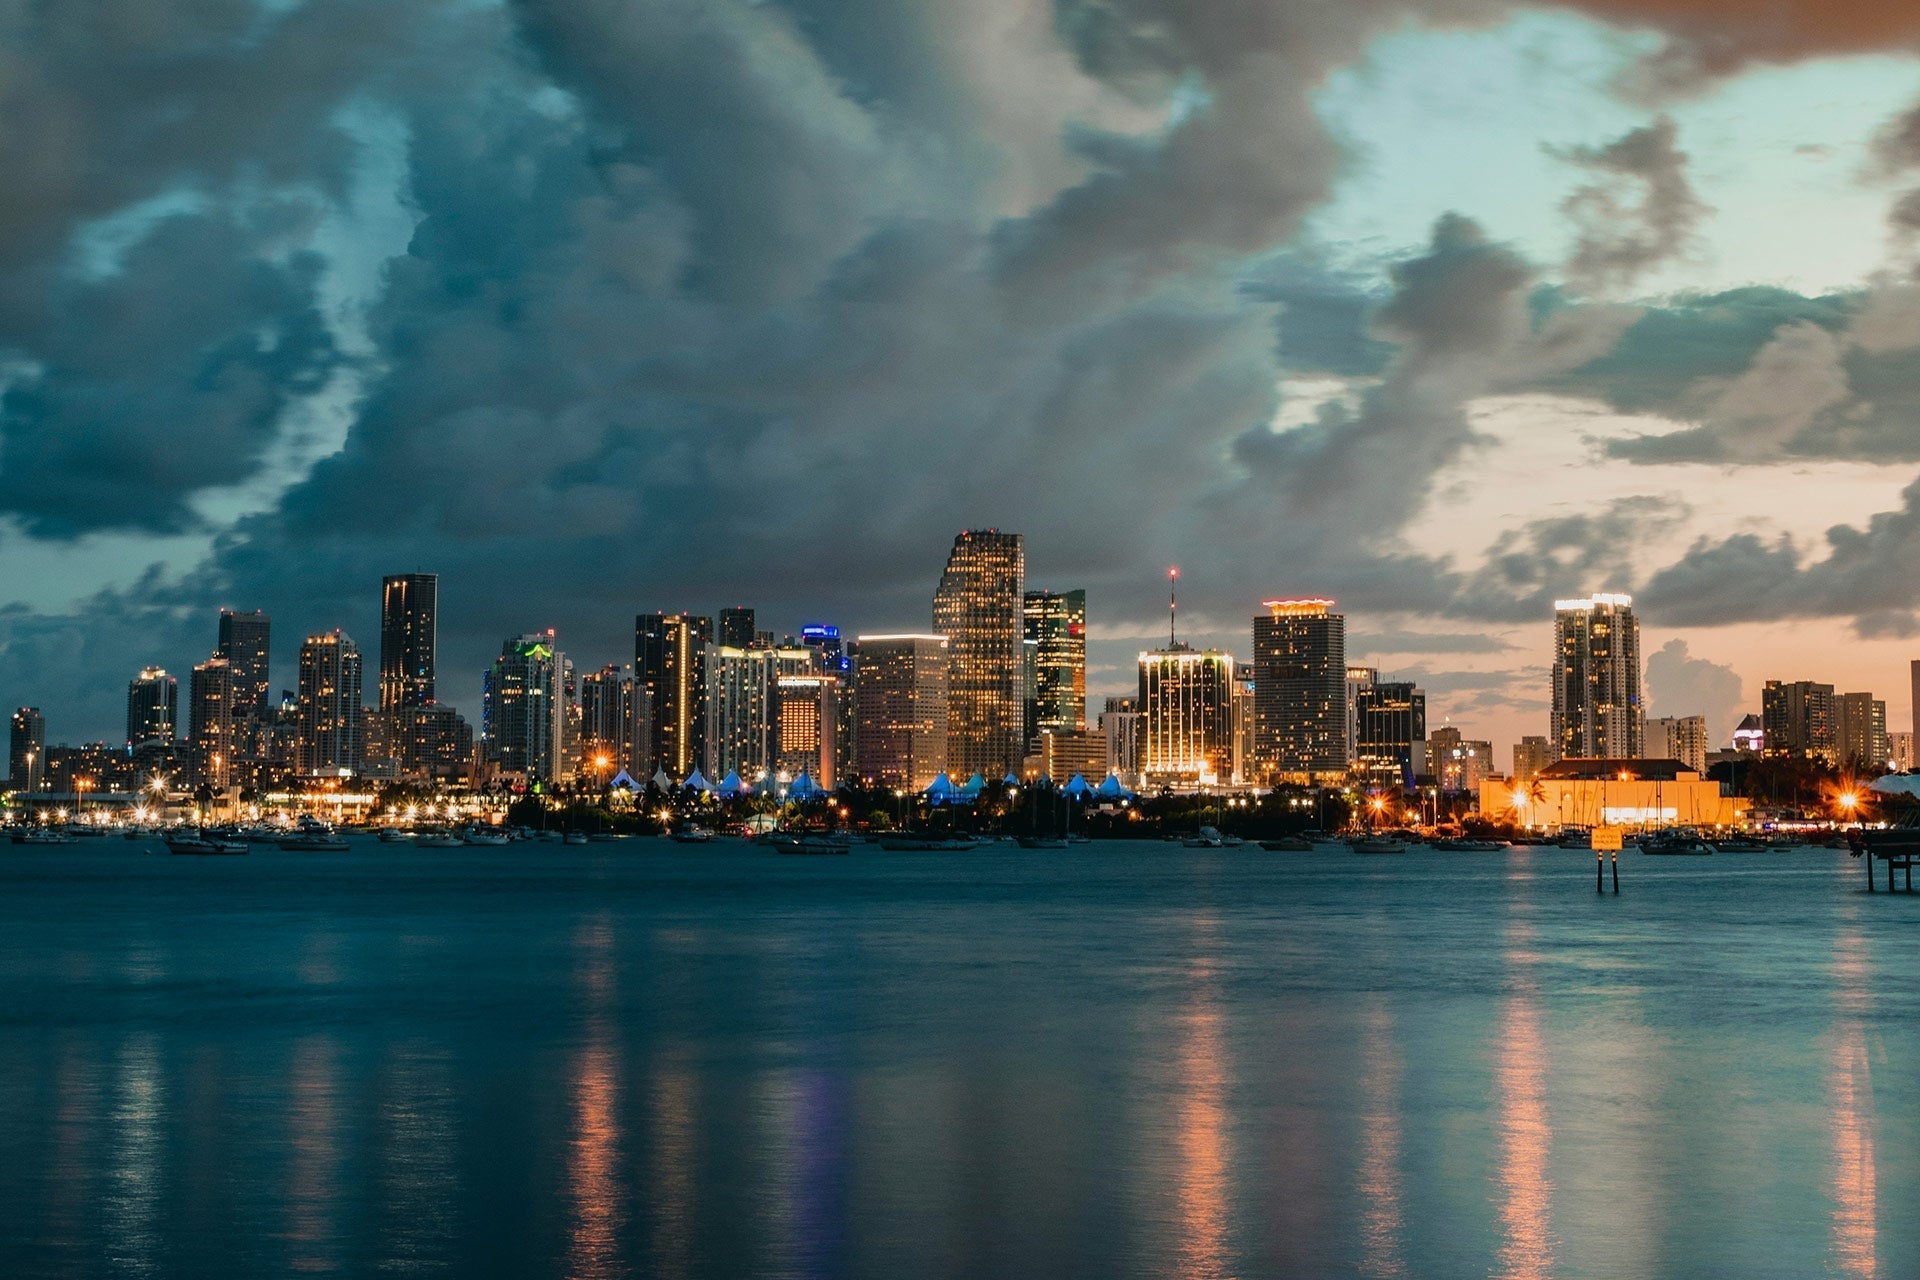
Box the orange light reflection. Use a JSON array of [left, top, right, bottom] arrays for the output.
[[1173, 957, 1229, 1280], [1495, 921, 1554, 1280], [1828, 924, 1877, 1278]]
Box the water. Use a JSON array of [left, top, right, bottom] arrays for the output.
[[0, 837, 1912, 1279]]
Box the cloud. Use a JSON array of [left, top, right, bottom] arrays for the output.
[[1645, 637, 1745, 743], [1556, 115, 1711, 293]]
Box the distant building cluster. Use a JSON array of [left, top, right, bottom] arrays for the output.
[[5, 544, 1916, 816]]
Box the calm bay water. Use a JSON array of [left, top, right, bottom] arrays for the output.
[[0, 837, 1912, 1279]]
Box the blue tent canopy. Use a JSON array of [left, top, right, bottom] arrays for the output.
[[1063, 772, 1093, 798], [651, 767, 673, 790], [1003, 772, 1021, 788], [683, 768, 711, 792], [720, 770, 744, 794], [790, 770, 825, 799], [923, 772, 957, 803], [609, 769, 640, 792], [960, 771, 986, 798], [1094, 772, 1131, 799]]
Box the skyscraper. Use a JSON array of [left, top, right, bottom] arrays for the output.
[[1761, 679, 1836, 764], [1138, 645, 1235, 785], [1835, 692, 1889, 768], [1354, 680, 1425, 787], [1022, 589, 1086, 752], [297, 631, 363, 775], [851, 634, 949, 789], [483, 632, 567, 783], [216, 609, 271, 719], [1550, 594, 1644, 760], [932, 530, 1024, 778], [719, 606, 758, 651], [379, 573, 438, 711], [126, 667, 178, 750], [1252, 598, 1348, 781], [1647, 715, 1708, 773], [704, 645, 778, 779], [9, 708, 45, 793], [636, 612, 713, 778], [1512, 735, 1553, 781], [579, 665, 641, 777], [189, 657, 238, 787]]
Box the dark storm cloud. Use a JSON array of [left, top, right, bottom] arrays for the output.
[[1555, 115, 1710, 293], [1638, 474, 1920, 635]]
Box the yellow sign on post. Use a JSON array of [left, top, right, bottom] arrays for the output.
[[1592, 825, 1624, 852]]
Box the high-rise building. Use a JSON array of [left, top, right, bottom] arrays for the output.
[[800, 624, 856, 778], [1099, 695, 1144, 784], [1252, 599, 1348, 781], [1345, 666, 1377, 768], [387, 704, 475, 782], [636, 612, 713, 779], [1512, 736, 1553, 781], [1647, 714, 1709, 773], [9, 708, 45, 793], [719, 607, 758, 651], [774, 667, 842, 787], [189, 656, 238, 787], [1138, 646, 1235, 785], [1354, 681, 1425, 787], [851, 634, 949, 789], [216, 609, 271, 719], [1835, 693, 1890, 768], [1022, 589, 1086, 752], [704, 645, 780, 779], [932, 530, 1025, 778], [483, 631, 567, 783], [297, 631, 364, 776], [1761, 679, 1836, 764], [1890, 730, 1915, 771], [1732, 714, 1764, 754], [379, 573, 438, 711], [126, 667, 178, 750], [579, 665, 642, 777], [1551, 594, 1643, 760]]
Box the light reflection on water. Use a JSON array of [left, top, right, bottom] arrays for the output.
[[0, 842, 1914, 1278]]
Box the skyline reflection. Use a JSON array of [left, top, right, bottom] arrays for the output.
[[1172, 936, 1230, 1280], [1829, 910, 1878, 1279], [568, 918, 624, 1280], [1495, 913, 1555, 1280], [1355, 1000, 1406, 1279]]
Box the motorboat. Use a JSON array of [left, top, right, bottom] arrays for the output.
[[1433, 838, 1507, 852], [1259, 835, 1316, 851], [464, 827, 510, 846], [1712, 834, 1767, 852], [1352, 835, 1408, 855], [414, 827, 466, 848], [874, 831, 977, 851], [167, 830, 248, 856], [563, 830, 589, 846], [17, 827, 77, 846], [377, 828, 414, 843], [668, 824, 715, 844], [1182, 826, 1229, 848], [764, 831, 852, 855], [1640, 831, 1714, 856], [1017, 835, 1070, 849], [279, 826, 349, 852]]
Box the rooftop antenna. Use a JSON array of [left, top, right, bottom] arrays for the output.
[[1168, 566, 1178, 648]]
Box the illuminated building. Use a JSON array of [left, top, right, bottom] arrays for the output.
[[386, 704, 474, 782], [1512, 735, 1553, 781], [1430, 727, 1493, 793], [704, 646, 779, 779], [1551, 594, 1643, 760], [1252, 598, 1348, 781], [1483, 758, 1748, 830], [1891, 730, 1915, 771], [932, 530, 1025, 778], [482, 631, 567, 784], [635, 612, 713, 778], [1835, 693, 1889, 768], [379, 573, 438, 711], [800, 624, 856, 777], [9, 707, 44, 793], [297, 631, 364, 776], [1022, 589, 1086, 752], [1345, 666, 1376, 768], [775, 667, 842, 787], [1138, 645, 1235, 786], [851, 634, 948, 789], [1647, 715, 1708, 774], [1732, 714, 1763, 754], [1099, 695, 1143, 784], [216, 609, 271, 720], [1355, 681, 1425, 788], [579, 665, 644, 776], [189, 656, 237, 787], [1761, 679, 1835, 764], [719, 606, 758, 650], [126, 667, 178, 751], [1023, 729, 1107, 784]]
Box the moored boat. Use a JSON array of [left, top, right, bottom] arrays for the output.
[[1259, 835, 1316, 851], [1352, 835, 1408, 855], [167, 830, 248, 856]]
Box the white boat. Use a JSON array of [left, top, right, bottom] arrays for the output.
[[874, 832, 977, 851], [18, 828, 77, 846], [167, 830, 248, 856], [668, 825, 715, 844], [563, 830, 589, 846], [464, 827, 510, 846], [377, 828, 414, 843], [1353, 836, 1408, 855], [1183, 826, 1229, 848], [414, 828, 467, 848]]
